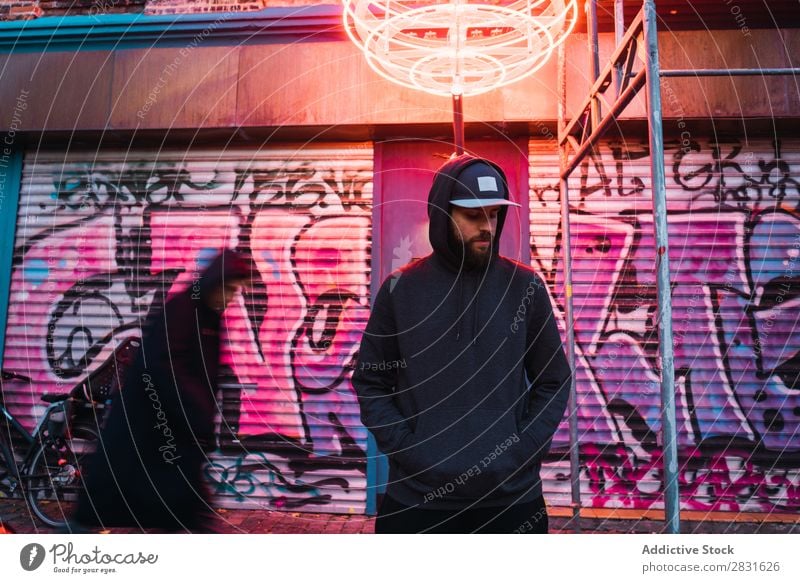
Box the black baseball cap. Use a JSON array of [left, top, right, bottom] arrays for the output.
[[449, 161, 521, 208]]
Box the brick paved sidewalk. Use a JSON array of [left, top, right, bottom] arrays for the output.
[[1, 498, 796, 534], [0, 499, 374, 534]]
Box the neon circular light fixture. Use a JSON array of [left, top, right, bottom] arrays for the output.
[[343, 0, 578, 97]]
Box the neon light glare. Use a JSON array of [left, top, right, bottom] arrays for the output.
[[343, 1, 578, 97]]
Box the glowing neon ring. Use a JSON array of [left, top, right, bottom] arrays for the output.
[[343, 1, 577, 97], [408, 51, 508, 95], [362, 12, 555, 96]]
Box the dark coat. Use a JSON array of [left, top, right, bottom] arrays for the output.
[[352, 155, 572, 510], [74, 250, 249, 530]]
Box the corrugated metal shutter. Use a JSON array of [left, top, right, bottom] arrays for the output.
[[2, 144, 373, 514], [530, 137, 800, 514]]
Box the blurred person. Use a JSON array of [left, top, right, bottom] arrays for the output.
[[69, 249, 252, 533], [353, 155, 571, 533]]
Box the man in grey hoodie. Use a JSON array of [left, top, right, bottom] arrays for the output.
[[353, 154, 572, 533]]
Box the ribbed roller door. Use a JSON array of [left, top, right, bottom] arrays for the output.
[[2, 143, 373, 514], [530, 137, 800, 515]]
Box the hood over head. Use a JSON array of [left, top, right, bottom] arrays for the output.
[[197, 249, 254, 304], [427, 154, 515, 272]]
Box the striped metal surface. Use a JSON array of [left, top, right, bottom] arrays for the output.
[[1, 144, 373, 513], [530, 137, 800, 514]]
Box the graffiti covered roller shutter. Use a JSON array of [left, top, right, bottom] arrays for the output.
[[529, 138, 800, 515], [2, 144, 373, 514]]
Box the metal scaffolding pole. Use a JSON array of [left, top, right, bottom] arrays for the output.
[[612, 0, 626, 95], [662, 68, 800, 77], [558, 40, 581, 533], [557, 0, 800, 533], [562, 68, 646, 178], [587, 0, 601, 127], [559, 0, 682, 532], [642, 0, 680, 534], [560, 8, 646, 178]]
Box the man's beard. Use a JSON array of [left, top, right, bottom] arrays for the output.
[[449, 226, 494, 271]]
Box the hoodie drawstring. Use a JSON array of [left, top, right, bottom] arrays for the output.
[[472, 284, 478, 346], [455, 274, 480, 345], [456, 277, 463, 341]]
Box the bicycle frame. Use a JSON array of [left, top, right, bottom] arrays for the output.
[[1, 402, 36, 447], [0, 398, 75, 492], [1, 349, 127, 528]]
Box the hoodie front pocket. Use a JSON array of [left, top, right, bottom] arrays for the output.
[[408, 406, 524, 500]]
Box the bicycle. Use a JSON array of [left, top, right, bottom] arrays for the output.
[[0, 337, 140, 528]]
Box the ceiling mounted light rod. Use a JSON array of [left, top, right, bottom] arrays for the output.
[[453, 91, 464, 154], [343, 0, 578, 153]]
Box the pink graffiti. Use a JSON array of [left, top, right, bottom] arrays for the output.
[[583, 444, 800, 512]]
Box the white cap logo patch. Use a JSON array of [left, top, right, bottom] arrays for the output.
[[477, 176, 499, 192]]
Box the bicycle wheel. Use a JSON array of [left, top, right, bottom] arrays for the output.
[[25, 425, 99, 528]]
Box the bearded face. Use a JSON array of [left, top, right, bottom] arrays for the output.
[[448, 205, 501, 270]]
